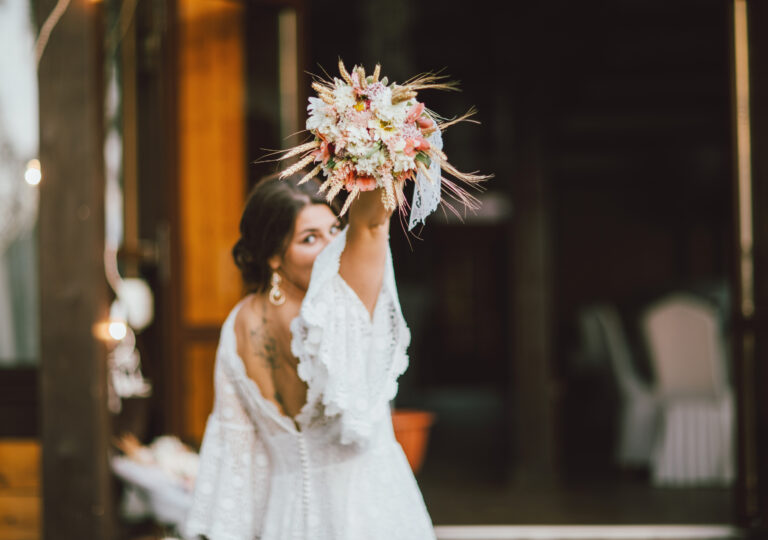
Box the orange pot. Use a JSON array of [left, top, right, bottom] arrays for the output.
[[391, 409, 436, 475]]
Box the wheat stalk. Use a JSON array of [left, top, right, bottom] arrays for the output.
[[279, 153, 316, 178], [299, 164, 323, 185], [340, 185, 361, 216], [338, 58, 353, 85], [326, 176, 345, 202], [278, 140, 319, 161]]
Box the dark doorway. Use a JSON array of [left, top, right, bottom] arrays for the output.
[[307, 0, 736, 525]]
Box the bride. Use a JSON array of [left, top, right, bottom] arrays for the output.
[[184, 59, 489, 539], [183, 171, 436, 540]]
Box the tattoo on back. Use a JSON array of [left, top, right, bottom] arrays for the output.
[[274, 390, 286, 409], [249, 299, 280, 370], [249, 327, 280, 370]]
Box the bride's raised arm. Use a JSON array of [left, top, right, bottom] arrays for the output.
[[338, 188, 394, 317]]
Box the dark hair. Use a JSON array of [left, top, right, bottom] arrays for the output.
[[232, 170, 340, 292]]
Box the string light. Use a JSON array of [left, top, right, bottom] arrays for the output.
[[24, 159, 41, 185], [108, 320, 128, 341]]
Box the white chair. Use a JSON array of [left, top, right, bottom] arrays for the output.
[[576, 305, 660, 469], [641, 293, 734, 486]]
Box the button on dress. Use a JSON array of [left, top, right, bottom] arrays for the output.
[[183, 228, 436, 540]]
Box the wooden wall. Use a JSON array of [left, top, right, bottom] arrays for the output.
[[0, 441, 40, 540], [174, 0, 246, 444], [0, 374, 39, 539]]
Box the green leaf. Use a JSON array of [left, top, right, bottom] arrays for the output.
[[327, 158, 336, 169], [415, 151, 431, 168]]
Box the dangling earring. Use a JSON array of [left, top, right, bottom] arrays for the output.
[[268, 271, 285, 306]]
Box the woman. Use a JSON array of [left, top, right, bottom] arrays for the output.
[[184, 171, 436, 540]]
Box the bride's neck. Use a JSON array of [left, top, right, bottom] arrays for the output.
[[277, 273, 305, 306]]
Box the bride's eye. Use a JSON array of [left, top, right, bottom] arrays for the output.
[[330, 224, 341, 235], [302, 234, 317, 244]]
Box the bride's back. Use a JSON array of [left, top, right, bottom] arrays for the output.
[[230, 173, 342, 422], [234, 292, 308, 421]]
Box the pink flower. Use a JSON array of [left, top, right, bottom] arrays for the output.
[[416, 116, 434, 130], [404, 136, 431, 156], [346, 174, 377, 192], [313, 135, 333, 164], [332, 162, 353, 184], [346, 108, 370, 127], [406, 102, 434, 132], [406, 102, 425, 123]]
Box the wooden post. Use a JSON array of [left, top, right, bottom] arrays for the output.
[[507, 4, 559, 486], [36, 0, 113, 537], [509, 134, 558, 486], [736, 0, 768, 532]]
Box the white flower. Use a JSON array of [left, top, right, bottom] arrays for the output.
[[344, 124, 371, 146], [370, 87, 408, 124], [306, 97, 335, 132], [345, 139, 375, 159], [307, 96, 327, 116], [391, 151, 416, 173], [354, 148, 388, 176], [367, 118, 393, 143], [332, 82, 356, 113], [369, 85, 392, 111]]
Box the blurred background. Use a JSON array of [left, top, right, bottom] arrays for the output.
[[2, 0, 768, 538]]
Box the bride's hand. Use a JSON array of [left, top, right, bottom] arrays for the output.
[[347, 187, 394, 229]]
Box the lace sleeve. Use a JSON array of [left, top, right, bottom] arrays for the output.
[[291, 227, 411, 446], [183, 348, 271, 539]]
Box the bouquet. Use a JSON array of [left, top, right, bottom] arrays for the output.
[[276, 59, 490, 229]]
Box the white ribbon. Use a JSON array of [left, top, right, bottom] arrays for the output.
[[408, 127, 443, 230]]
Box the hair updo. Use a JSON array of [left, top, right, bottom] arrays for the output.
[[232, 171, 340, 292]]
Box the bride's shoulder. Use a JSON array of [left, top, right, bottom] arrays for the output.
[[230, 294, 266, 356], [232, 293, 261, 332]]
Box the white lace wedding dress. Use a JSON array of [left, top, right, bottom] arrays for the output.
[[183, 228, 436, 540]]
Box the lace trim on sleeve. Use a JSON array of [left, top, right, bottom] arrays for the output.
[[183, 347, 272, 539], [290, 228, 411, 445]]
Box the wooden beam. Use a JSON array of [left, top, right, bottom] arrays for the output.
[[36, 0, 113, 537], [121, 0, 140, 278], [134, 0, 180, 437]]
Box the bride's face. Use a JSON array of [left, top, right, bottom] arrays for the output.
[[273, 203, 341, 293]]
